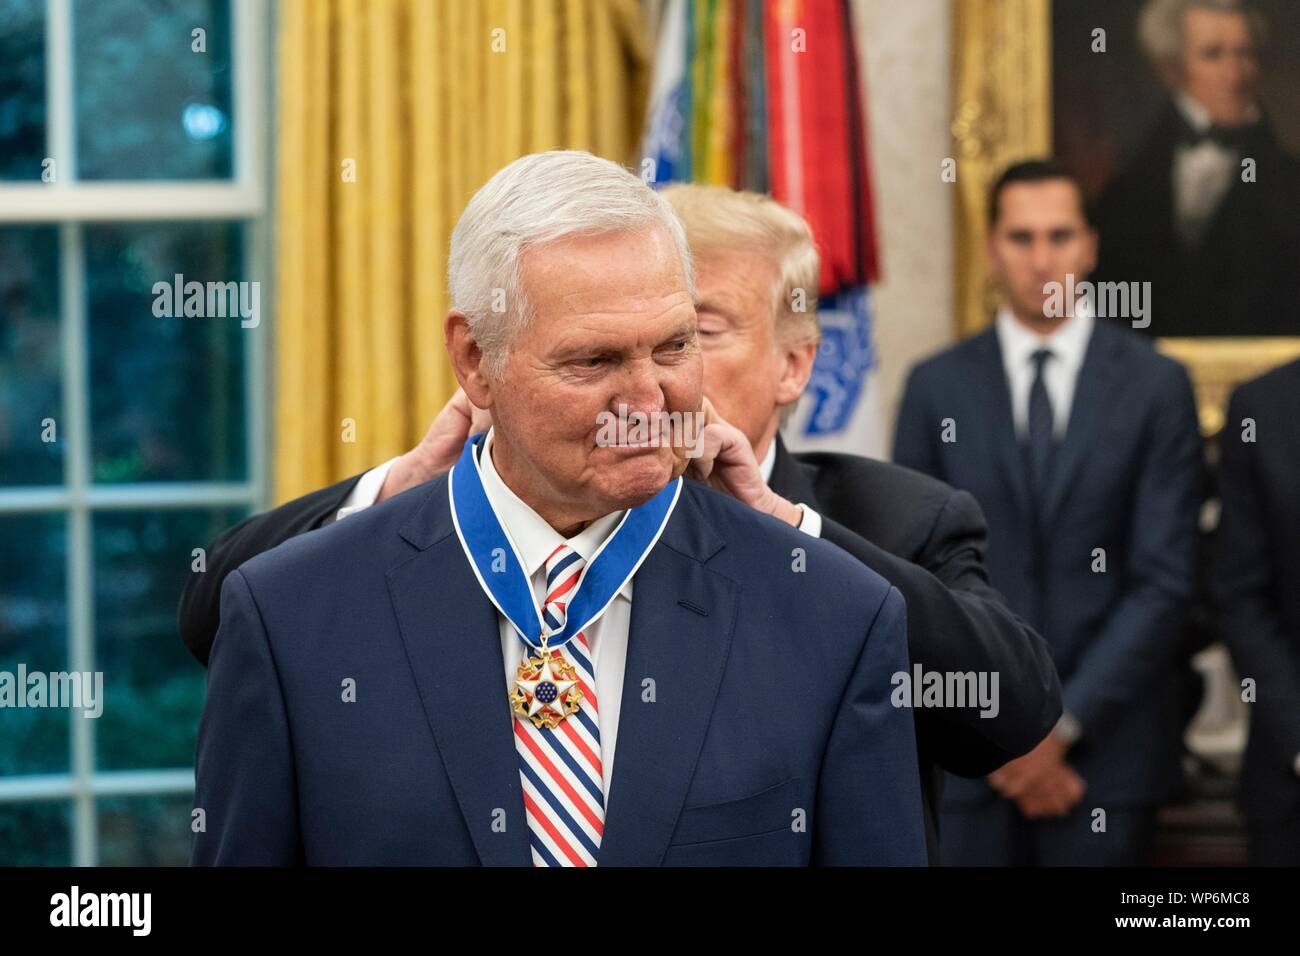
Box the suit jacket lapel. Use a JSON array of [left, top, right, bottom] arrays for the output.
[[973, 330, 1033, 522], [597, 487, 739, 866], [386, 480, 531, 867], [1040, 320, 1123, 526]]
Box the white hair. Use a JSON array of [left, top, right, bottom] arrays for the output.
[[1139, 0, 1268, 66], [447, 150, 695, 378]]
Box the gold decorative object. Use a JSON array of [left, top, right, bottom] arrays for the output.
[[951, 0, 1052, 339], [1157, 338, 1300, 437]]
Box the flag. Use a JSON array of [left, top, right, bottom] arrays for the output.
[[642, 0, 692, 186], [787, 286, 885, 459], [641, 0, 882, 456]]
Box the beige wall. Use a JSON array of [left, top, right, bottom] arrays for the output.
[[783, 0, 955, 459], [855, 0, 955, 458]]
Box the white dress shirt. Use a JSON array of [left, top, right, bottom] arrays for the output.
[[995, 305, 1095, 441], [1172, 92, 1255, 248], [337, 456, 402, 519]]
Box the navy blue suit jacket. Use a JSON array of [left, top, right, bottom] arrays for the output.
[[894, 319, 1202, 807], [1216, 359, 1300, 824], [191, 474, 927, 865]]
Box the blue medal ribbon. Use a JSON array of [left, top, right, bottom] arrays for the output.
[[449, 433, 680, 650]]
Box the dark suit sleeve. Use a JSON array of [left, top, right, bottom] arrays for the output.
[[1061, 363, 1202, 737], [813, 587, 928, 865], [893, 366, 939, 477], [1215, 386, 1300, 768], [178, 473, 365, 667], [819, 490, 1062, 775], [192, 569, 302, 865]]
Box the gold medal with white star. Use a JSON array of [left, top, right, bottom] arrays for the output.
[[510, 643, 584, 729]]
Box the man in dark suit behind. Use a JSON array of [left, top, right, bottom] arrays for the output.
[[895, 160, 1203, 865], [1216, 358, 1300, 865], [180, 183, 1062, 863], [1093, 0, 1300, 336]]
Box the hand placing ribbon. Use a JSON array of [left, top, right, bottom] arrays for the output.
[[688, 398, 803, 527]]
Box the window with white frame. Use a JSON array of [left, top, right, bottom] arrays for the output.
[[0, 0, 268, 865]]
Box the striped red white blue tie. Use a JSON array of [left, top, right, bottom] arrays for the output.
[[514, 544, 606, 867]]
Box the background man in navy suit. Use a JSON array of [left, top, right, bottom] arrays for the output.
[[180, 185, 1061, 863], [192, 150, 926, 866], [895, 160, 1203, 865], [1216, 358, 1300, 865]]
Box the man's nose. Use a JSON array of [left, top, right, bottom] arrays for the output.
[[1030, 240, 1055, 276], [615, 359, 667, 414]]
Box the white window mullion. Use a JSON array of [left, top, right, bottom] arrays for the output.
[[0, 770, 196, 803], [232, 0, 266, 200], [59, 221, 96, 866], [242, 0, 274, 510], [46, 0, 76, 186], [0, 483, 260, 514], [245, 227, 270, 509], [0, 183, 263, 222]]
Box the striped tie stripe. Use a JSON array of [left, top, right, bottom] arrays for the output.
[[515, 545, 605, 867]]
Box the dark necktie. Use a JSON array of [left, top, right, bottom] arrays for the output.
[[1026, 347, 1055, 501]]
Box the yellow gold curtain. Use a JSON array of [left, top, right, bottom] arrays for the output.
[[950, 0, 1052, 338], [274, 0, 651, 502]]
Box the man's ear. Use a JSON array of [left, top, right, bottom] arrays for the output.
[[775, 337, 819, 408], [445, 310, 494, 409]]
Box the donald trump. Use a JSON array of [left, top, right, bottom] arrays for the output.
[[191, 151, 925, 866]]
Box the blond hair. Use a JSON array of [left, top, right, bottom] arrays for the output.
[[660, 184, 821, 347]]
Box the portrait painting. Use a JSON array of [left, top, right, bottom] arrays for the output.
[[1052, 0, 1300, 338]]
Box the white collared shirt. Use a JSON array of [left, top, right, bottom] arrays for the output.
[[1172, 92, 1253, 247], [995, 305, 1095, 441]]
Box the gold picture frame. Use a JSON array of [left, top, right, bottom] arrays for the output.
[[951, 0, 1300, 434]]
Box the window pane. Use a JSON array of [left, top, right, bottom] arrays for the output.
[[98, 793, 192, 865], [0, 226, 63, 486], [94, 507, 245, 771], [74, 0, 233, 180], [0, 513, 69, 777], [0, 0, 47, 180], [85, 223, 247, 484], [0, 802, 73, 865]]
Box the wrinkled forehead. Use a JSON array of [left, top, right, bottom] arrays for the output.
[[519, 224, 693, 319]]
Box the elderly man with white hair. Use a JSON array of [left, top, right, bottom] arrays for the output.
[[184, 182, 1062, 866], [1094, 0, 1300, 335], [191, 151, 927, 867]]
